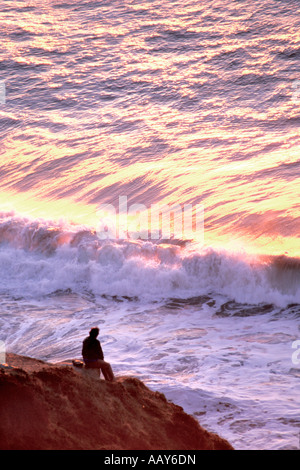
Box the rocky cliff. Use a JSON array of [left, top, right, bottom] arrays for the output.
[[0, 353, 233, 450]]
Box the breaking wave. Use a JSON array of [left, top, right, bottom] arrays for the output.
[[0, 211, 299, 307]]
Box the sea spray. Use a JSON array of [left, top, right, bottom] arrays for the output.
[[0, 212, 299, 307]]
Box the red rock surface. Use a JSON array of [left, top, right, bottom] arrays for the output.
[[0, 353, 233, 450]]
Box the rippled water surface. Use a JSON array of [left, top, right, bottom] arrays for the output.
[[0, 0, 299, 450]]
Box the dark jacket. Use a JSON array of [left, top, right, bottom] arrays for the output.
[[82, 336, 104, 364]]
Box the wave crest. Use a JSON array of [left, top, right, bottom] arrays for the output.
[[0, 212, 299, 307]]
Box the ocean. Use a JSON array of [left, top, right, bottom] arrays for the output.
[[0, 0, 299, 450]]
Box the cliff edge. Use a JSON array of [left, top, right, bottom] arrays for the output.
[[0, 353, 233, 450]]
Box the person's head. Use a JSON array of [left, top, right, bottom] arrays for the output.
[[89, 327, 99, 339]]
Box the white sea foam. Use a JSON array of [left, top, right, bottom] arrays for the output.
[[1, 0, 300, 450], [0, 212, 299, 307], [0, 212, 299, 451]]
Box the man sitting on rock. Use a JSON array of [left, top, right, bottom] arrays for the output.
[[82, 327, 115, 381]]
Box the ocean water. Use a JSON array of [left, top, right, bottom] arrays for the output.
[[0, 0, 300, 450]]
